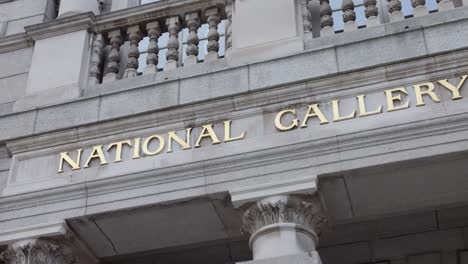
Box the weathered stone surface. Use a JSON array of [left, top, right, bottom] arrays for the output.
[[0, 73, 27, 105], [0, 0, 51, 21], [423, 19, 468, 54], [180, 67, 248, 104], [0, 111, 36, 140], [34, 98, 100, 133], [5, 15, 45, 35], [99, 81, 179, 120], [336, 29, 427, 72], [0, 48, 32, 79], [25, 30, 89, 94], [249, 48, 337, 90]]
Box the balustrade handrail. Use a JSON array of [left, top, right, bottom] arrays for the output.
[[95, 0, 226, 34]]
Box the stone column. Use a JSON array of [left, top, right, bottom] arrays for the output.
[[0, 239, 77, 264], [58, 0, 100, 18], [240, 194, 326, 263]]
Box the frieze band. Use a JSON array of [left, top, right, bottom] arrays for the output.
[[57, 74, 467, 173]]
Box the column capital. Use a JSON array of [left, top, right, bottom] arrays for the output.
[[238, 192, 326, 261], [0, 239, 76, 264], [242, 194, 326, 239]]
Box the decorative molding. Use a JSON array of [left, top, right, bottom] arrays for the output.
[[230, 177, 318, 208], [25, 13, 96, 41], [0, 33, 30, 54], [0, 222, 67, 245]]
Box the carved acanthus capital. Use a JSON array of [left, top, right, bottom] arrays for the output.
[[0, 239, 76, 264], [242, 194, 326, 238]]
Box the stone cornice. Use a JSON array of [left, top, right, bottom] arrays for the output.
[[230, 177, 318, 208], [25, 13, 96, 41], [0, 32, 30, 53], [0, 221, 67, 244]]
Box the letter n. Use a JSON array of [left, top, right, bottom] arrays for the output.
[[58, 149, 83, 173]]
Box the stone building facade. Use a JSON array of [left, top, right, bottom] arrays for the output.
[[1, 0, 468, 263]]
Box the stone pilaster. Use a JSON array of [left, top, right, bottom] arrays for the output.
[[240, 194, 326, 263], [0, 239, 77, 264], [58, 0, 100, 17]]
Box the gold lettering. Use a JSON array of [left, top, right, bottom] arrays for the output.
[[57, 149, 83, 173], [357, 95, 382, 117], [133, 138, 141, 159], [274, 109, 298, 131], [385, 87, 410, 112], [142, 135, 165, 156], [84, 145, 108, 168], [107, 140, 132, 162], [195, 124, 221, 147], [300, 104, 328, 128], [413, 82, 441, 106], [167, 128, 192, 152], [437, 75, 468, 100], [223, 120, 246, 142], [331, 99, 356, 122]]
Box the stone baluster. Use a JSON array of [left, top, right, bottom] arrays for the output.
[[342, 0, 357, 32], [320, 0, 335, 36], [185, 12, 200, 66], [225, 0, 233, 56], [364, 0, 380, 27], [165, 16, 181, 71], [144, 21, 162, 75], [103, 29, 123, 83], [387, 0, 404, 21], [302, 0, 312, 40], [240, 194, 326, 262], [124, 25, 143, 78], [205, 7, 221, 62], [437, 0, 454, 11], [89, 33, 104, 85], [0, 239, 77, 264], [411, 0, 428, 17]]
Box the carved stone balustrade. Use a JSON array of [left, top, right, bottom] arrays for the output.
[[87, 0, 228, 84], [86, 0, 467, 85]]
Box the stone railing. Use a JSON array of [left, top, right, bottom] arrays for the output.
[[88, 0, 468, 85], [89, 0, 229, 85], [303, 0, 464, 36]]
